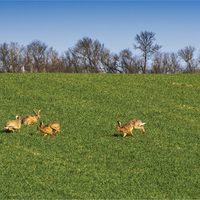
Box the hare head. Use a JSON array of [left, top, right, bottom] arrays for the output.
[[37, 121, 44, 130], [15, 114, 20, 120], [33, 109, 41, 119]]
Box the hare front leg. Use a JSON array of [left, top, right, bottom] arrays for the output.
[[122, 131, 134, 137], [123, 132, 127, 137], [129, 130, 135, 137], [53, 130, 58, 135]]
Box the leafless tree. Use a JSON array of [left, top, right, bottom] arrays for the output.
[[64, 48, 83, 73], [0, 42, 23, 72], [74, 37, 110, 73], [151, 52, 163, 74], [0, 42, 9, 72], [133, 31, 162, 73], [169, 52, 182, 73], [9, 42, 24, 72], [178, 46, 198, 73], [103, 53, 120, 73], [45, 47, 62, 72], [23, 46, 32, 72], [66, 37, 112, 73], [27, 40, 48, 72], [60, 52, 75, 73], [119, 49, 141, 73], [151, 52, 181, 74], [196, 53, 200, 73]]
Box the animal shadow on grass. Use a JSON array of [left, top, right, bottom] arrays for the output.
[[113, 133, 125, 137], [1, 129, 24, 134], [113, 133, 136, 137], [0, 129, 10, 133]]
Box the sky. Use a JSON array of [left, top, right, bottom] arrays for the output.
[[0, 0, 200, 59]]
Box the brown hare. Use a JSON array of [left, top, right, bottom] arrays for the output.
[[115, 119, 146, 137], [5, 115, 21, 132], [37, 121, 60, 137], [22, 109, 41, 125]]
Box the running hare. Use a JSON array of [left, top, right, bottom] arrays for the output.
[[37, 121, 60, 137], [5, 115, 21, 132], [115, 119, 146, 137], [22, 109, 41, 125]]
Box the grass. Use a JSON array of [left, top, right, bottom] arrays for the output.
[[0, 73, 200, 199]]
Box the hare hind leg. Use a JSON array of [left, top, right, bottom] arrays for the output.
[[141, 126, 146, 135], [50, 132, 56, 137], [8, 127, 15, 132], [53, 130, 59, 135], [47, 130, 55, 137], [135, 126, 146, 135]]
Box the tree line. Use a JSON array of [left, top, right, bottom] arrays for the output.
[[0, 31, 199, 73]]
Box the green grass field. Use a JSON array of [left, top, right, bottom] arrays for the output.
[[0, 73, 200, 199]]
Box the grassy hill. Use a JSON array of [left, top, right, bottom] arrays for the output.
[[0, 73, 200, 199]]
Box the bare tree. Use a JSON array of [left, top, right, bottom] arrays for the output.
[[169, 52, 182, 73], [133, 31, 162, 73], [73, 37, 94, 72], [45, 47, 63, 72], [60, 52, 75, 73], [0, 43, 9, 72], [0, 42, 23, 72], [151, 52, 181, 74], [9, 42, 24, 72], [74, 37, 109, 73], [119, 49, 141, 73], [178, 46, 198, 73], [196, 53, 200, 73], [103, 53, 120, 73], [67, 37, 111, 73], [151, 52, 163, 74], [64, 48, 83, 73], [23, 46, 32, 72], [119, 49, 134, 73], [27, 40, 48, 72]]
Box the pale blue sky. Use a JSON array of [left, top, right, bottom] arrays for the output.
[[0, 1, 200, 58]]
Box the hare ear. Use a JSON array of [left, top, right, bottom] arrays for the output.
[[33, 109, 37, 114], [38, 110, 41, 114], [117, 121, 121, 126]]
